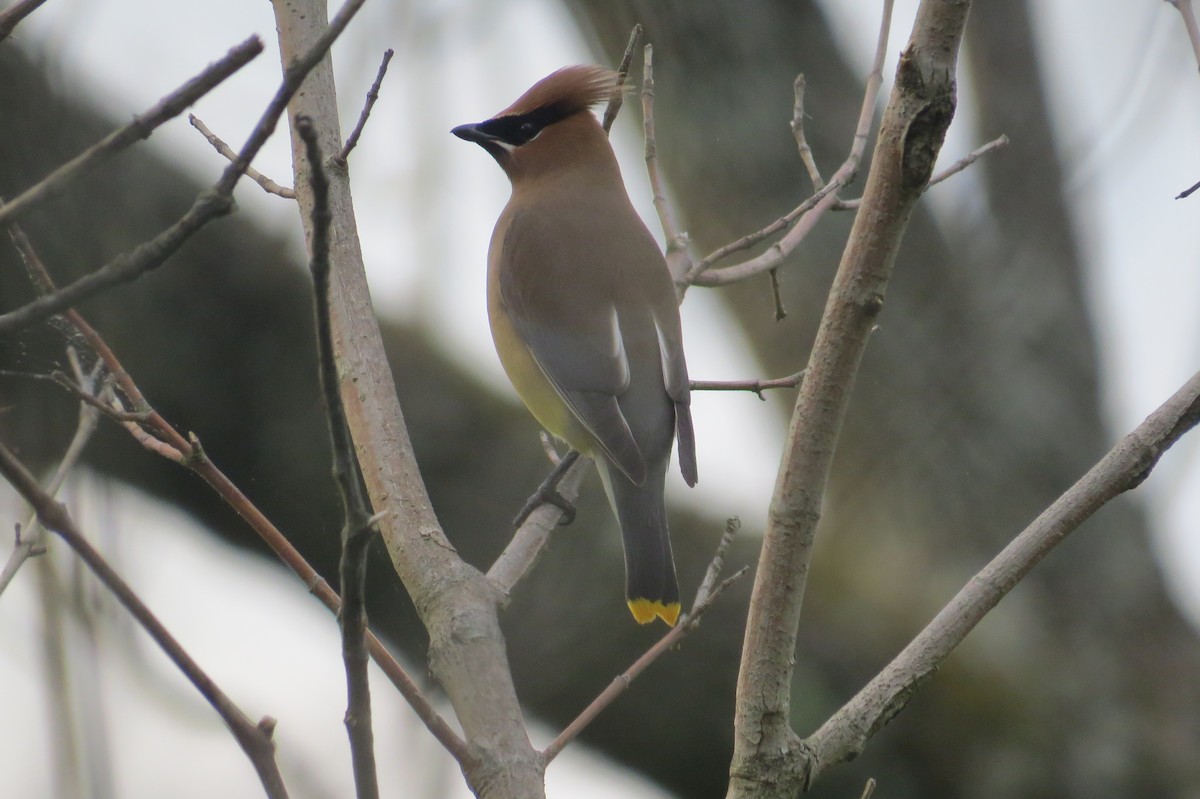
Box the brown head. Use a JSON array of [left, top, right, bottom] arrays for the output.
[[452, 65, 623, 182]]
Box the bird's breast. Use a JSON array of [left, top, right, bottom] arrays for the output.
[[486, 256, 596, 455]]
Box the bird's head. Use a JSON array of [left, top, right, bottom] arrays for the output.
[[452, 65, 623, 181]]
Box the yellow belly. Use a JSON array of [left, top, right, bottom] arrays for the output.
[[488, 301, 597, 457]]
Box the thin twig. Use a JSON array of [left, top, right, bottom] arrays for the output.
[[299, 116, 380, 799], [641, 45, 690, 285], [189, 115, 296, 198], [0, 361, 102, 597], [5, 221, 185, 453], [0, 441, 291, 799], [0, 37, 263, 228], [6, 194, 469, 763], [791, 74, 825, 190], [601, 24, 643, 134], [7, 215, 54, 294], [835, 134, 1009, 210], [922, 134, 1008, 189], [0, 0, 370, 336], [0, 0, 50, 41], [690, 517, 740, 607], [690, 370, 805, 400], [860, 778, 877, 799], [0, 370, 149, 423], [335, 49, 395, 166], [0, 186, 229, 335], [1177, 179, 1200, 200], [693, 180, 844, 275], [690, 0, 895, 289], [768, 268, 787, 320], [801, 371, 1200, 784], [542, 572, 748, 765], [540, 518, 747, 765]]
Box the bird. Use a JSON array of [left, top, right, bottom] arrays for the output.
[[452, 65, 698, 626]]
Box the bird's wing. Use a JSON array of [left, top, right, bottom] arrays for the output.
[[499, 211, 646, 484], [650, 298, 698, 488]]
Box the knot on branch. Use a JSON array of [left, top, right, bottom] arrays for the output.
[[895, 50, 957, 192], [902, 100, 955, 191], [862, 292, 885, 319], [197, 187, 236, 219]]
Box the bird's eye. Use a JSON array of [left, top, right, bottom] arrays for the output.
[[519, 122, 539, 139]]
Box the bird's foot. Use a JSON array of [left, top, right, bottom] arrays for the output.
[[513, 450, 580, 528]]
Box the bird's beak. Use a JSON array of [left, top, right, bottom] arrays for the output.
[[452, 121, 514, 162], [451, 122, 492, 145]]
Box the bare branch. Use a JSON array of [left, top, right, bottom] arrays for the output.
[[0, 441, 291, 799], [691, 370, 805, 400], [690, 0, 895, 289], [693, 180, 843, 276], [271, 0, 497, 779], [486, 454, 590, 602], [768, 268, 787, 320], [540, 519, 747, 765], [0, 361, 102, 597], [922, 134, 1008, 189], [190, 114, 296, 198], [836, 134, 1009, 210], [791, 75, 825, 190], [690, 517, 741, 607], [335, 48, 395, 166], [0, 0, 51, 41], [5, 220, 191, 453], [641, 45, 691, 285], [0, 367, 152, 424], [802, 371, 1200, 783], [7, 198, 467, 763], [0, 0, 371, 336], [601, 24, 643, 134], [299, 116, 380, 799], [728, 0, 967, 795], [0, 187, 231, 335], [0, 37, 263, 228]]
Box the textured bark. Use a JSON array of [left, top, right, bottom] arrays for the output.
[[273, 2, 541, 796], [729, 3, 969, 795]]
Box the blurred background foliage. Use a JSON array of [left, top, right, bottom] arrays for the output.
[[2, 1, 1199, 797]]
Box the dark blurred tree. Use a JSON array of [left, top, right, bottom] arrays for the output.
[[2, 1, 1199, 797]]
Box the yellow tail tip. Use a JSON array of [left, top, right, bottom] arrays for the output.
[[627, 599, 681, 626]]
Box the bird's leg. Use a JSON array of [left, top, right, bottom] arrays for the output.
[[512, 450, 581, 528]]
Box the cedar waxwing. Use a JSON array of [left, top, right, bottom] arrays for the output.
[[452, 65, 698, 626]]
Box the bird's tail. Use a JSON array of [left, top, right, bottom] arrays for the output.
[[597, 458, 680, 626]]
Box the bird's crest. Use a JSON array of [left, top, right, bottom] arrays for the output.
[[496, 65, 623, 121]]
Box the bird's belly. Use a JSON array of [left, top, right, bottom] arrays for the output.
[[489, 304, 597, 455]]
